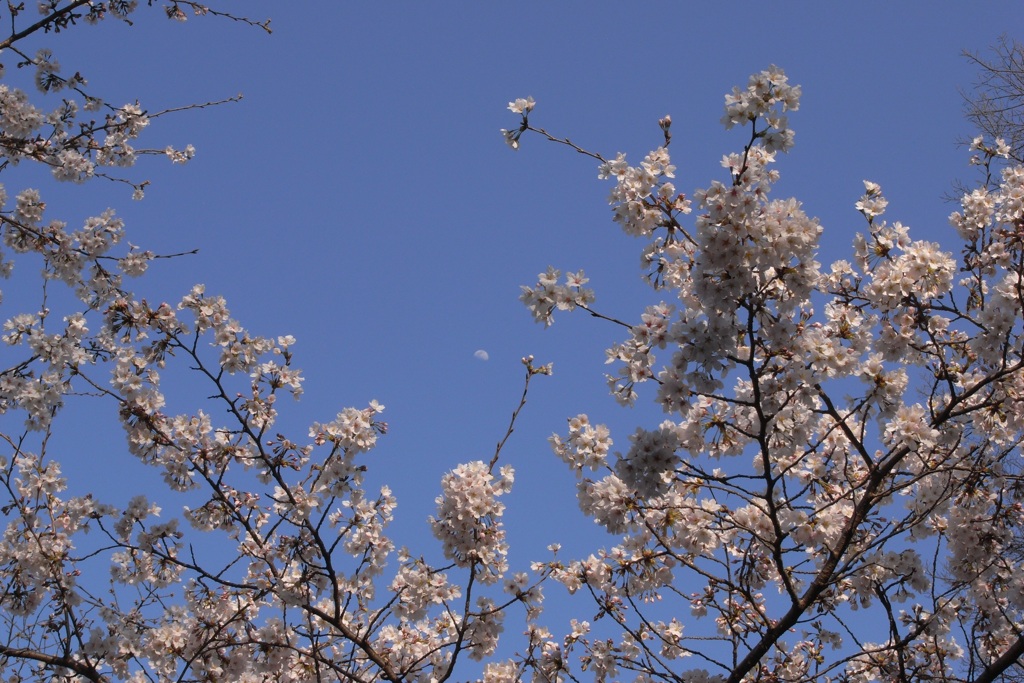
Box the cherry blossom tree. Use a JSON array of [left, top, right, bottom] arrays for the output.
[[0, 4, 548, 681], [4, 3, 1024, 682], [504, 67, 1024, 683]]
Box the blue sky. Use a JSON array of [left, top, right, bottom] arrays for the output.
[[13, 0, 1022, 663]]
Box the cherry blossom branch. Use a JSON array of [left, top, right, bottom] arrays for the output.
[[521, 124, 610, 163], [0, 0, 93, 51], [488, 355, 550, 470], [576, 303, 632, 329], [974, 631, 1024, 683], [165, 1, 272, 33], [0, 644, 102, 682]]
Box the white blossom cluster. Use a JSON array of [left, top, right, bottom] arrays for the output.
[[430, 461, 514, 585], [519, 266, 594, 326]]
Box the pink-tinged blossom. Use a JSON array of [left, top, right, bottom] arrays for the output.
[[507, 96, 535, 114], [430, 461, 513, 584], [614, 423, 681, 499], [520, 267, 595, 326], [549, 413, 612, 472]]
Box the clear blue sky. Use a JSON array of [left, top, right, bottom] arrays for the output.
[[16, 0, 1022, 663]]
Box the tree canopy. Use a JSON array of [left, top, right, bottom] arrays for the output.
[[0, 4, 1023, 683]]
